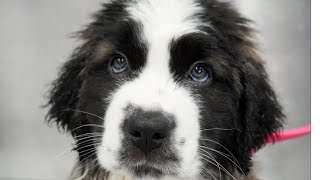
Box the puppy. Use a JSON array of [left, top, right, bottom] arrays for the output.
[[46, 0, 284, 179]]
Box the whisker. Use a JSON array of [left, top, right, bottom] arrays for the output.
[[87, 159, 102, 173], [200, 148, 221, 180], [78, 150, 98, 166], [198, 168, 206, 180], [200, 128, 241, 132], [75, 133, 103, 138], [214, 159, 238, 180], [199, 155, 232, 180], [199, 153, 230, 177], [55, 149, 74, 159], [199, 147, 216, 159], [75, 133, 103, 140], [77, 148, 97, 159], [69, 153, 98, 177], [199, 153, 237, 180], [200, 138, 242, 170], [63, 108, 105, 121], [76, 137, 102, 147], [74, 158, 98, 175], [75, 134, 103, 142], [69, 124, 104, 134], [56, 141, 95, 159], [202, 166, 217, 180], [200, 145, 244, 176], [74, 132, 104, 138], [84, 158, 99, 172], [199, 152, 221, 177], [75, 143, 102, 153], [73, 164, 89, 180], [218, 163, 222, 180], [55, 133, 103, 158]]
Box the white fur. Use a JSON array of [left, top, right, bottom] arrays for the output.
[[98, 0, 207, 178]]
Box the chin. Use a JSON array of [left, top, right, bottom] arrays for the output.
[[46, 0, 284, 179]]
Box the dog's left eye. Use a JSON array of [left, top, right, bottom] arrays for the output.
[[110, 54, 128, 73], [189, 64, 210, 83]]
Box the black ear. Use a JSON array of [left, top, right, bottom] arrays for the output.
[[45, 47, 88, 133], [44, 2, 119, 134], [235, 60, 284, 173]]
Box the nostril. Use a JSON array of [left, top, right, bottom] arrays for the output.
[[125, 110, 174, 154], [130, 130, 141, 138], [152, 132, 166, 140]]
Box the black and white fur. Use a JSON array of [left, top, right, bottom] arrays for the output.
[[46, 0, 284, 179]]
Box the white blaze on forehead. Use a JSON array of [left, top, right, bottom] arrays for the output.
[[127, 0, 205, 39], [127, 0, 205, 76], [98, 0, 206, 178]]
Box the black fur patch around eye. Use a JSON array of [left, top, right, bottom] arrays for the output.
[[169, 32, 235, 85], [87, 21, 147, 74], [169, 33, 218, 77]]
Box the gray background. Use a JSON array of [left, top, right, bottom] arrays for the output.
[[0, 0, 310, 179]]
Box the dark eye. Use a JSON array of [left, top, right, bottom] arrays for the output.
[[110, 54, 128, 73], [189, 64, 210, 83]]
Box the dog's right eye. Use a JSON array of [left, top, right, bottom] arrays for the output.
[[189, 63, 210, 83], [110, 54, 128, 74]]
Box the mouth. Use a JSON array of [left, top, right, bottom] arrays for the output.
[[124, 161, 180, 178], [129, 164, 165, 178], [118, 146, 179, 178]]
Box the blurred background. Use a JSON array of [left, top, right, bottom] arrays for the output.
[[0, 0, 310, 179]]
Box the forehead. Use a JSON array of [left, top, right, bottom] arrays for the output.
[[126, 0, 206, 41], [125, 0, 207, 69]]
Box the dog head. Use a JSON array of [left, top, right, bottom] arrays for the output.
[[46, 0, 283, 179]]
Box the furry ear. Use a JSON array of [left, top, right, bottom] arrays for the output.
[[44, 2, 116, 134], [234, 59, 284, 173], [45, 47, 88, 133]]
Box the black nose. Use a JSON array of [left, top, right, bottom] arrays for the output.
[[126, 110, 173, 154]]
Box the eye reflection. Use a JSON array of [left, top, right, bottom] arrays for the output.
[[190, 64, 209, 83], [111, 55, 128, 73]]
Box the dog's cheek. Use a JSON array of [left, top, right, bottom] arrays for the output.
[[97, 86, 129, 170], [167, 88, 202, 177]]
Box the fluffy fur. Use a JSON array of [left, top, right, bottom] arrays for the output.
[[46, 0, 284, 179]]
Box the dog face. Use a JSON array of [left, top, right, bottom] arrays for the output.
[[47, 0, 283, 179]]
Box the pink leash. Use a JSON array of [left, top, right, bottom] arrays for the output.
[[252, 124, 310, 155], [266, 124, 311, 144]]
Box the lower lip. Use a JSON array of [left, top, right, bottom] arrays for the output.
[[138, 165, 153, 172], [127, 149, 164, 164], [131, 165, 163, 176]]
